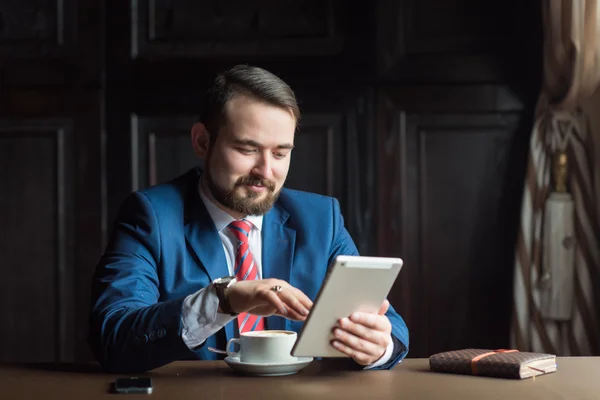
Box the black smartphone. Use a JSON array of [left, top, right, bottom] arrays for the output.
[[113, 377, 153, 394]]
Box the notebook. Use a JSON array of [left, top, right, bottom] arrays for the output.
[[429, 348, 557, 379]]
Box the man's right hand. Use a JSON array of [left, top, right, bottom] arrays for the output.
[[226, 279, 313, 321]]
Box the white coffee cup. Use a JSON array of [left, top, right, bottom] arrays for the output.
[[226, 330, 298, 364]]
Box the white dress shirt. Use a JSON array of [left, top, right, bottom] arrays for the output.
[[180, 184, 393, 368]]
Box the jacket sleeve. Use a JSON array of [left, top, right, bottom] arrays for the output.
[[88, 191, 194, 373], [328, 197, 410, 370]]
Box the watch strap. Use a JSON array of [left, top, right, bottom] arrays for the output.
[[214, 279, 238, 316]]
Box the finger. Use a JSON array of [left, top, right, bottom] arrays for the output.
[[330, 340, 375, 366], [268, 279, 312, 311], [262, 289, 289, 315], [282, 309, 307, 321], [289, 287, 313, 311], [332, 327, 386, 359], [277, 289, 310, 316], [378, 299, 390, 315], [348, 312, 391, 332], [246, 304, 279, 317], [261, 289, 306, 321], [337, 317, 390, 348], [283, 285, 313, 312]]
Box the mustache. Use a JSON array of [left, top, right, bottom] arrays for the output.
[[235, 176, 276, 191]]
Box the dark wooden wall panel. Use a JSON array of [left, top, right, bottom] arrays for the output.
[[131, 0, 344, 58], [0, 90, 103, 363], [402, 0, 512, 54], [286, 114, 341, 197], [150, 133, 198, 187], [0, 121, 73, 362], [377, 88, 529, 357], [376, 0, 537, 83], [0, 0, 101, 86], [417, 116, 517, 356], [0, 0, 76, 56], [131, 116, 197, 189]]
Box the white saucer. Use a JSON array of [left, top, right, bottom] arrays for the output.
[[224, 356, 314, 377]]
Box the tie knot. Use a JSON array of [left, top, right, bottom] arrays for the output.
[[228, 219, 252, 242]]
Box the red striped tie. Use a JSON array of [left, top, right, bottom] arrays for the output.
[[228, 219, 265, 333]]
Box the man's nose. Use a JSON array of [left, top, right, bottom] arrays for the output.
[[252, 153, 274, 180]]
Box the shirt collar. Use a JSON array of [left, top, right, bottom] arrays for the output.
[[197, 181, 264, 232]]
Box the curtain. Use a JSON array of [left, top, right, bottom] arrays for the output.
[[512, 0, 600, 356]]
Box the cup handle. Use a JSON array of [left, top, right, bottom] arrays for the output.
[[226, 338, 240, 358]]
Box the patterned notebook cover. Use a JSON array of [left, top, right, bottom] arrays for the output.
[[429, 349, 557, 379]]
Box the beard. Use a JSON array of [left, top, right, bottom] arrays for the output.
[[204, 161, 281, 216]]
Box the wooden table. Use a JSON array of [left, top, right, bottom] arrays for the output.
[[2, 357, 598, 399]]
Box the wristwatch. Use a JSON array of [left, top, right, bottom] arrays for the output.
[[213, 276, 238, 316]]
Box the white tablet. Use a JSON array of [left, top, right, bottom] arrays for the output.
[[291, 255, 403, 358]]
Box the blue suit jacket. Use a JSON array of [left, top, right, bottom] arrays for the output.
[[88, 168, 409, 372]]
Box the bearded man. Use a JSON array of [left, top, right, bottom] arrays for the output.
[[88, 65, 409, 373]]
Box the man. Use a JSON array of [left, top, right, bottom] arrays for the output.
[[88, 65, 409, 373]]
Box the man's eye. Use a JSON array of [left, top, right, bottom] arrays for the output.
[[273, 152, 287, 159], [238, 148, 255, 154]]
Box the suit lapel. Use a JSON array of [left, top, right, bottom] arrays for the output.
[[184, 185, 229, 282], [262, 203, 296, 331], [183, 171, 234, 341]]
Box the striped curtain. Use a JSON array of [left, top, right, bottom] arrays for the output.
[[512, 0, 600, 356]]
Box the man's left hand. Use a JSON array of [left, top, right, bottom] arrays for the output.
[[330, 299, 392, 366]]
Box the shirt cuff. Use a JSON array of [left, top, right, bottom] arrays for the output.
[[363, 335, 395, 370], [181, 284, 236, 349]]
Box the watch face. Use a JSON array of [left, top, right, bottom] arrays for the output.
[[214, 276, 236, 286]]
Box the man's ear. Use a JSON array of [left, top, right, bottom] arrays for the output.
[[191, 122, 210, 158]]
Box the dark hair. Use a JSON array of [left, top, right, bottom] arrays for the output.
[[200, 65, 300, 144]]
